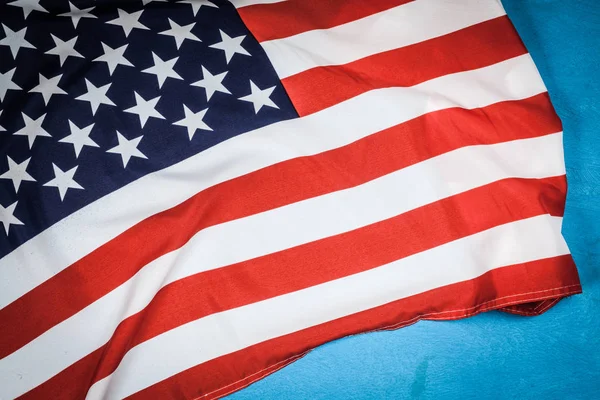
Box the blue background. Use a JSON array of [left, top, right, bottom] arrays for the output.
[[228, 1, 600, 398]]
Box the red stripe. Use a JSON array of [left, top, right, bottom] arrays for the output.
[[237, 0, 414, 42], [283, 16, 527, 116], [501, 298, 561, 316], [21, 175, 570, 400], [0, 94, 561, 360], [127, 256, 581, 400]]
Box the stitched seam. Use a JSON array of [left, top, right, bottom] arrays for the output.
[[193, 354, 306, 400], [504, 308, 538, 316], [533, 297, 552, 311], [507, 298, 560, 316], [380, 286, 580, 329], [505, 306, 539, 316], [499, 293, 567, 316], [198, 284, 581, 399], [533, 301, 547, 312], [535, 298, 561, 314], [419, 291, 577, 321], [204, 285, 581, 399]]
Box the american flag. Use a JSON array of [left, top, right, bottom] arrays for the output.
[[0, 0, 582, 398]]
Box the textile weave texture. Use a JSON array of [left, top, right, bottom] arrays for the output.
[[227, 1, 600, 399]]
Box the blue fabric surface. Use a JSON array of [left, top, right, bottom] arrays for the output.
[[227, 1, 600, 399]]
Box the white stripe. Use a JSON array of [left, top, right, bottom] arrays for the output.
[[261, 0, 506, 79], [0, 54, 545, 311], [0, 131, 565, 399], [230, 0, 285, 8], [86, 214, 569, 399]]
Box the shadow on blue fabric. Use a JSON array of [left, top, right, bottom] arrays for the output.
[[227, 1, 600, 399]]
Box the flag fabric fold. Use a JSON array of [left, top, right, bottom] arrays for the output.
[[0, 0, 581, 399]]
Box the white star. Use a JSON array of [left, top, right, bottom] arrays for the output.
[[0, 68, 21, 102], [191, 66, 230, 101], [0, 201, 23, 235], [238, 80, 279, 113], [58, 2, 97, 29], [0, 24, 35, 59], [0, 110, 5, 131], [0, 156, 35, 193], [179, 0, 217, 17], [106, 9, 149, 37], [159, 19, 201, 49], [29, 73, 67, 105], [8, 0, 48, 18], [106, 131, 147, 167], [142, 52, 182, 89], [173, 105, 212, 140], [124, 92, 165, 128], [59, 121, 99, 158], [13, 112, 51, 149], [93, 42, 134, 76], [142, 0, 167, 4], [45, 34, 84, 66], [75, 79, 115, 115], [209, 30, 250, 64], [43, 163, 83, 201]]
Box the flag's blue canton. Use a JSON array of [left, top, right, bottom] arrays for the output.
[[0, 0, 298, 257]]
